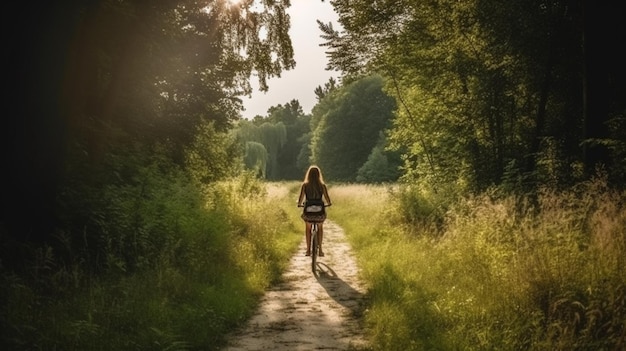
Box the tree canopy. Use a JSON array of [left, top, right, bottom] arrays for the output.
[[319, 0, 626, 191], [3, 0, 295, 247], [311, 74, 397, 182]]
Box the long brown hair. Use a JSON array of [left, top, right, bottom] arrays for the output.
[[303, 165, 325, 198], [304, 165, 325, 184]]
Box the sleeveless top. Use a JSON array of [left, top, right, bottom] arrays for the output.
[[300, 182, 328, 222]]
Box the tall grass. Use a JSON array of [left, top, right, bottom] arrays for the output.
[[4, 178, 622, 350], [330, 179, 625, 350], [0, 176, 302, 350]]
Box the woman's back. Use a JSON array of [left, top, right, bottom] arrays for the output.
[[303, 182, 324, 200]]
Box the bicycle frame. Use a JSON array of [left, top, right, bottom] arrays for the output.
[[298, 203, 330, 273]]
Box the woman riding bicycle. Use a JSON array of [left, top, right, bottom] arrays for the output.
[[297, 165, 332, 257]]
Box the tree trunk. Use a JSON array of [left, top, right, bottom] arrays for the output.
[[581, 1, 617, 176]]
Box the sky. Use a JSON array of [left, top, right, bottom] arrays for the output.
[[241, 1, 341, 119]]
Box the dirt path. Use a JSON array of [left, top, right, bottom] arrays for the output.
[[222, 221, 370, 350]]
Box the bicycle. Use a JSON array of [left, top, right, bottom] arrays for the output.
[[310, 220, 321, 272], [298, 203, 329, 273]]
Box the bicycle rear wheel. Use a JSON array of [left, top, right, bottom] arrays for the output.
[[310, 223, 318, 272]]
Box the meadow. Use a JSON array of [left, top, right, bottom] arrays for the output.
[[329, 179, 625, 350], [1, 177, 624, 350]]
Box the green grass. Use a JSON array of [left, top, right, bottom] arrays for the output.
[[329, 180, 626, 351], [2, 178, 624, 350], [1, 177, 303, 350]]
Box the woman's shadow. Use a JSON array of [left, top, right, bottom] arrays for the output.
[[315, 262, 368, 318]]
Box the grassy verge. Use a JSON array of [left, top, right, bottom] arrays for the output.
[[1, 177, 302, 350], [3, 178, 623, 350], [329, 180, 626, 351]]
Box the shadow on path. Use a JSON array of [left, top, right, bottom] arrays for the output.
[[315, 262, 367, 317]]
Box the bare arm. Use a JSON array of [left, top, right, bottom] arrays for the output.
[[297, 184, 305, 206], [322, 184, 332, 206]]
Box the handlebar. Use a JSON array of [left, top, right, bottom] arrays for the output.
[[297, 203, 332, 207]]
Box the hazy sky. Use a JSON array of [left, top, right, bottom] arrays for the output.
[[241, 1, 341, 119]]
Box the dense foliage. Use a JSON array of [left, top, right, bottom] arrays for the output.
[[235, 100, 308, 180], [320, 0, 626, 192], [1, 176, 303, 350], [310, 75, 398, 182], [3, 1, 297, 347], [4, 0, 294, 261], [233, 76, 401, 182]]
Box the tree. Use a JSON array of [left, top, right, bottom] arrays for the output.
[[186, 121, 242, 184], [269, 101, 311, 179], [243, 141, 269, 178], [3, 0, 296, 254], [581, 1, 626, 179], [311, 75, 396, 181], [234, 119, 287, 179], [314, 77, 339, 101], [357, 132, 402, 183], [240, 100, 312, 180], [321, 0, 626, 190]]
